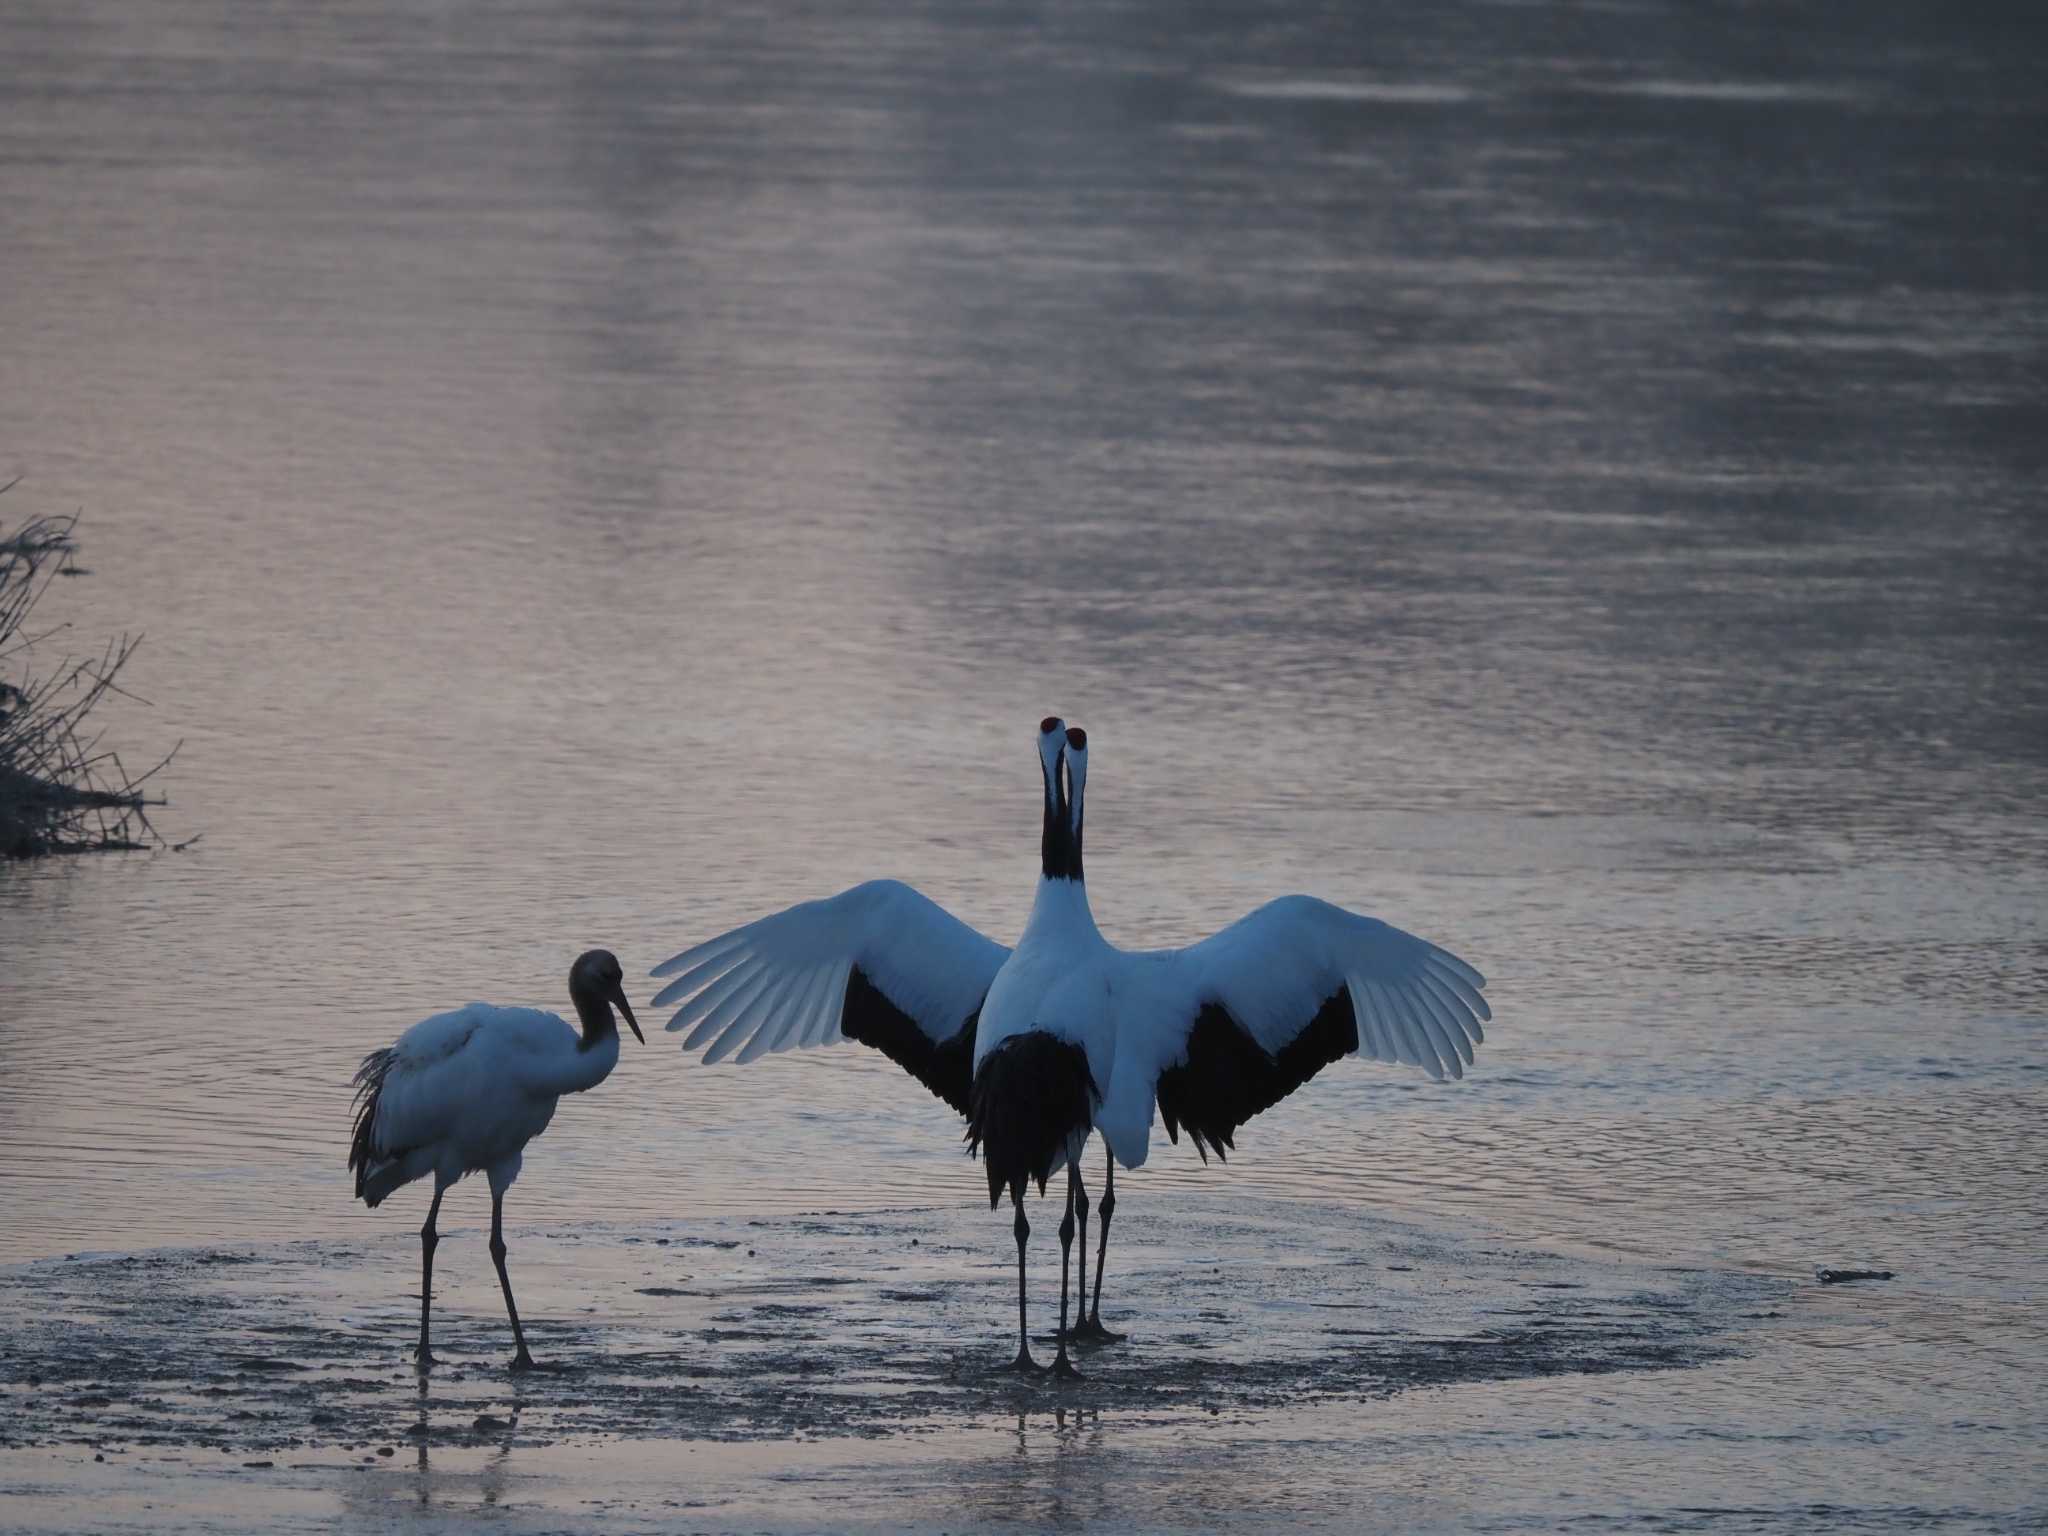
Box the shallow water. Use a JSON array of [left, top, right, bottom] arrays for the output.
[[0, 1199, 2035, 1532], [2, 0, 2045, 1529], [0, 1197, 1892, 1533]]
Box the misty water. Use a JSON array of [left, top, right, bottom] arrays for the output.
[[1, 1, 2044, 1530]]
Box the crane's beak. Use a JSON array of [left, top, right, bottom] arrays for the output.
[[614, 988, 646, 1044]]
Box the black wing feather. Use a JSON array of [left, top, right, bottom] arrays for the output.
[[1155, 991, 1359, 1162], [839, 965, 980, 1118]]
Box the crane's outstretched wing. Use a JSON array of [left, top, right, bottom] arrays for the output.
[[1140, 896, 1489, 1161], [651, 879, 1009, 1116]]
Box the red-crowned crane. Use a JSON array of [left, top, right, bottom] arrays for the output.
[[652, 722, 1489, 1378], [348, 949, 643, 1371]]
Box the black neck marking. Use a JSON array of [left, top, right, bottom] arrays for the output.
[[1041, 754, 1081, 882]]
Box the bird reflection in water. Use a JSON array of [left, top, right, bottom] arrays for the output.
[[992, 1405, 1107, 1526], [404, 1378, 521, 1511]]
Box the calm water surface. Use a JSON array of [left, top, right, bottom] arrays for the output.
[[1, 0, 2043, 1527]]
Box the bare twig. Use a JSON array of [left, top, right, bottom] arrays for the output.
[[1, 503, 177, 858]]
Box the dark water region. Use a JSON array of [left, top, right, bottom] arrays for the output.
[[1, 0, 2045, 1529]]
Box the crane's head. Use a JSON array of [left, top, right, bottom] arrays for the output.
[[570, 949, 645, 1043]]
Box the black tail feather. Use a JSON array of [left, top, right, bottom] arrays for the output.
[[348, 1047, 398, 1205], [965, 1032, 1096, 1209]]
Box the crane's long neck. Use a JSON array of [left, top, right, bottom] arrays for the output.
[[573, 991, 620, 1053], [1041, 804, 1078, 883], [1025, 869, 1098, 944], [1041, 754, 1081, 881], [527, 1019, 620, 1099], [548, 990, 621, 1094]]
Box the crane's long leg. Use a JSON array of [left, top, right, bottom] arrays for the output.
[[488, 1188, 536, 1372], [1070, 1161, 1090, 1341], [994, 1191, 1044, 1374], [416, 1180, 447, 1369], [1080, 1144, 1124, 1343], [1050, 1163, 1081, 1380]]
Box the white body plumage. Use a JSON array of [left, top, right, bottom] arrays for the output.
[[354, 1004, 622, 1202]]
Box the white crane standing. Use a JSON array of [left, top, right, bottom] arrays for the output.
[[651, 720, 1491, 1379], [348, 949, 643, 1371]]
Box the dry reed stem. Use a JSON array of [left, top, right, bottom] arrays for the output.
[[0, 490, 178, 857]]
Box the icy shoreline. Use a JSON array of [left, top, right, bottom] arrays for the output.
[[0, 1198, 1763, 1453], [0, 1196, 1808, 1531]]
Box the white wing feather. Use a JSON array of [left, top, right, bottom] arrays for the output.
[[1171, 895, 1489, 1082], [369, 1005, 574, 1153], [651, 879, 1009, 1064]]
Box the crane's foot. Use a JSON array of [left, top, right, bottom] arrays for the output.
[[1066, 1315, 1124, 1345], [508, 1349, 537, 1374], [414, 1346, 437, 1371], [1049, 1352, 1083, 1382], [993, 1346, 1047, 1375]]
